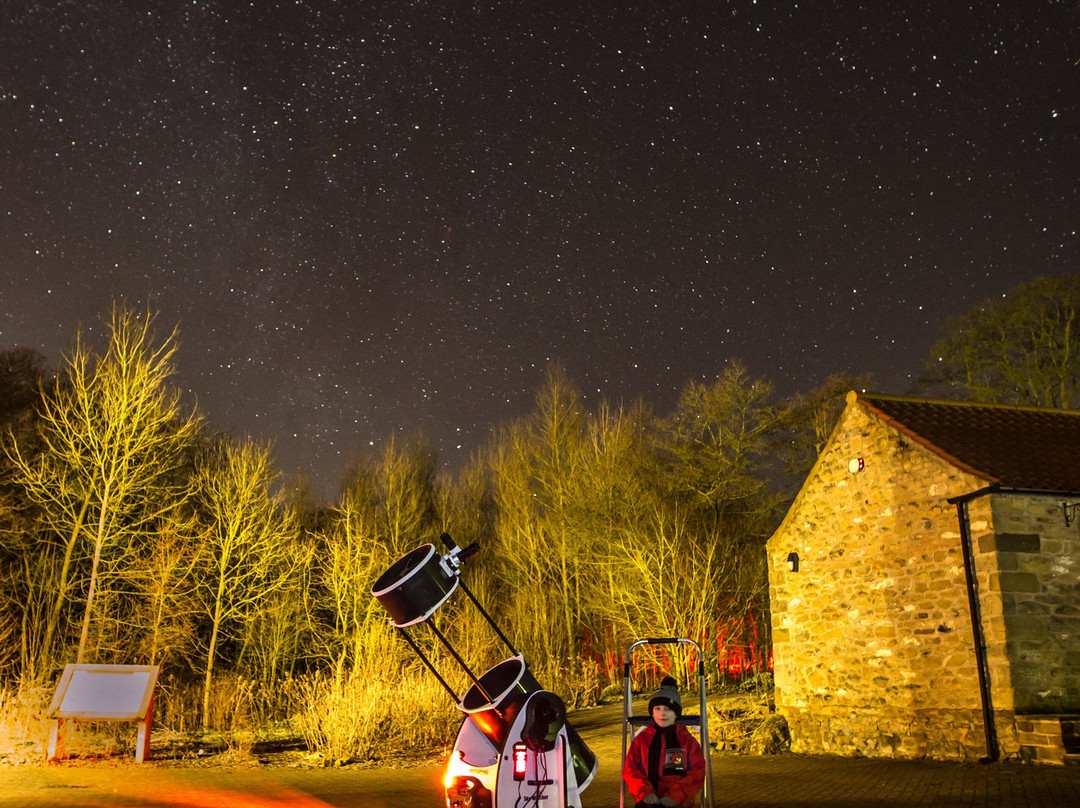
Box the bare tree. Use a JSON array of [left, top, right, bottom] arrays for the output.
[[318, 482, 395, 676], [490, 364, 588, 666], [316, 435, 440, 675], [0, 346, 50, 427], [5, 306, 199, 669], [132, 523, 204, 669], [922, 274, 1080, 408], [0, 348, 52, 680], [191, 436, 301, 730], [660, 360, 778, 533], [773, 371, 875, 493]]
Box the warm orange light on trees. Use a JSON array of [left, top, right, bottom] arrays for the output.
[[5, 305, 200, 673], [191, 436, 303, 731]]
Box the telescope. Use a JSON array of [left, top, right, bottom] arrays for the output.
[[371, 533, 598, 808]]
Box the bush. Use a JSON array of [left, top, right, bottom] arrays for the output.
[[288, 668, 459, 765]]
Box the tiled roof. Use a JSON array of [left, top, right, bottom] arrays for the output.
[[853, 392, 1080, 493]]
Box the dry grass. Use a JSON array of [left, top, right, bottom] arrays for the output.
[[154, 675, 203, 735], [535, 656, 604, 710], [0, 660, 623, 767], [287, 668, 459, 765], [0, 681, 53, 762]]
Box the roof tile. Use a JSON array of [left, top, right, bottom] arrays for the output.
[[855, 392, 1080, 493]]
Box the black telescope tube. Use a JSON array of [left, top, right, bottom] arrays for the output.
[[395, 626, 460, 703], [428, 621, 497, 707], [457, 577, 519, 657]]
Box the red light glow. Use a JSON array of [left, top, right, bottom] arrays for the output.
[[512, 742, 528, 781]]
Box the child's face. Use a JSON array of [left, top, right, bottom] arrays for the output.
[[652, 704, 676, 727]]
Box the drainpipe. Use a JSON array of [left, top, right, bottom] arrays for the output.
[[947, 486, 999, 763]]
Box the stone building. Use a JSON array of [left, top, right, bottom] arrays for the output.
[[767, 392, 1080, 763]]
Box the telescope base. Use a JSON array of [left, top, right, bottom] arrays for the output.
[[445, 691, 590, 808]]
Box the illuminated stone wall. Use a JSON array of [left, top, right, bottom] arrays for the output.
[[766, 397, 1024, 761]]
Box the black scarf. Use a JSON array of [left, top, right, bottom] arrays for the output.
[[647, 723, 681, 790]]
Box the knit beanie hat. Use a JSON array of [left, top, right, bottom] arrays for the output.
[[648, 676, 682, 718]]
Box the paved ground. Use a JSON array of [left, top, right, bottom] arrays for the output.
[[3, 754, 1080, 808], [3, 702, 1079, 807]]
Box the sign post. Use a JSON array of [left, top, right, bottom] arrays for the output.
[[46, 664, 160, 762]]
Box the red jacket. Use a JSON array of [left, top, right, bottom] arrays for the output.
[[623, 723, 706, 807]]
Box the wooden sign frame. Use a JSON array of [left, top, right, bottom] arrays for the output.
[[47, 664, 160, 762]]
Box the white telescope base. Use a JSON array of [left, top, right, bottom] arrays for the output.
[[445, 691, 585, 808]]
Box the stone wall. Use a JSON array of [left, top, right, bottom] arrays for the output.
[[988, 494, 1080, 713], [767, 400, 1017, 761]]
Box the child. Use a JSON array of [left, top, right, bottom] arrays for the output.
[[623, 676, 706, 808]]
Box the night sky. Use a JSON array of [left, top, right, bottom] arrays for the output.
[[3, 2, 1077, 500]]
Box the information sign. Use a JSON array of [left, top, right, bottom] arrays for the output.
[[47, 664, 160, 762]]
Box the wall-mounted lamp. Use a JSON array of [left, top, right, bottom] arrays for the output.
[[786, 552, 800, 573], [1063, 502, 1080, 526], [848, 457, 864, 473]]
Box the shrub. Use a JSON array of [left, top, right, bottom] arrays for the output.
[[288, 668, 459, 764]]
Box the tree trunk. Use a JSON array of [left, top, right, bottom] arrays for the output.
[[76, 496, 110, 664], [202, 617, 221, 732]]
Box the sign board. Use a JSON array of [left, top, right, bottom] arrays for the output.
[[47, 664, 160, 762]]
